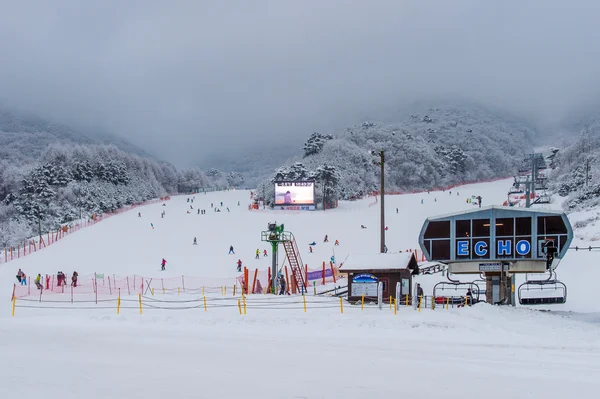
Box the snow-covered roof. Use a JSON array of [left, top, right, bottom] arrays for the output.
[[426, 205, 565, 221], [339, 252, 417, 272]]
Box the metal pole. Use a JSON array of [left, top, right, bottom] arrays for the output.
[[380, 151, 385, 253], [271, 242, 278, 294]]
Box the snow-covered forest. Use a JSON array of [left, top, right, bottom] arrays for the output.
[[550, 118, 600, 211], [0, 108, 243, 247], [257, 105, 537, 206]]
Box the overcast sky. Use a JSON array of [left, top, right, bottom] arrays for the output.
[[1, 0, 599, 168]]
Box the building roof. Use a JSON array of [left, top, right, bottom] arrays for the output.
[[339, 252, 417, 272], [426, 205, 565, 221]]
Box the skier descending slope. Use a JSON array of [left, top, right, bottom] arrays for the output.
[[161, 258, 167, 271]]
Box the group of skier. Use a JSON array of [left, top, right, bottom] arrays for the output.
[[16, 269, 78, 289]]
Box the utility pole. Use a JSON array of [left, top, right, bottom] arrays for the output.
[[371, 150, 385, 253], [380, 151, 385, 253]]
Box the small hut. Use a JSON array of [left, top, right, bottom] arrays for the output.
[[339, 253, 418, 302]]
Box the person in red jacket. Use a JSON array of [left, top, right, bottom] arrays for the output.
[[161, 258, 167, 271]]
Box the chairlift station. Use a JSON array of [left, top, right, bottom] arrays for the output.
[[418, 206, 573, 305]]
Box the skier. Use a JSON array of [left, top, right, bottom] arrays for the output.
[[255, 249, 260, 259], [211, 203, 213, 208], [16, 268, 23, 283], [161, 258, 167, 271], [151, 223, 154, 229], [198, 209, 200, 215], [138, 212, 141, 217], [449, 191, 452, 196], [227, 207, 230, 212], [263, 249, 268, 257], [238, 201, 240, 206], [324, 235, 329, 242], [421, 199, 424, 204], [384, 245, 388, 253], [35, 274, 43, 290], [330, 255, 335, 264], [334, 240, 339, 246], [361, 225, 367, 229], [57, 271, 64, 287], [229, 245, 235, 255], [309, 246, 313, 253], [396, 208, 398, 214], [21, 272, 27, 286], [279, 274, 287, 295], [237, 259, 242, 272], [193, 237, 197, 245], [220, 202, 223, 207], [434, 198, 437, 202], [187, 198, 190, 203]]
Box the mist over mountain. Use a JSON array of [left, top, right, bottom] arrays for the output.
[[0, 107, 149, 165], [1, 1, 600, 168], [255, 104, 537, 206]]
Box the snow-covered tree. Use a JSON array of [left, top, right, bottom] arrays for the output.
[[303, 132, 333, 157]]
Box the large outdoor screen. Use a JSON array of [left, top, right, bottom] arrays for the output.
[[274, 181, 315, 205]]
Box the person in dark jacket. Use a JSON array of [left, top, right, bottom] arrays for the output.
[[279, 275, 287, 295], [466, 288, 473, 306], [416, 283, 424, 299]]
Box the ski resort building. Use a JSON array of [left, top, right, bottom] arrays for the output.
[[339, 253, 418, 302]]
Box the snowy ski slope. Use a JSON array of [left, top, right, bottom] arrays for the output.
[[1, 178, 599, 399]]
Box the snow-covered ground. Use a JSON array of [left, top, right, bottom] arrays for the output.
[[1, 179, 600, 399]]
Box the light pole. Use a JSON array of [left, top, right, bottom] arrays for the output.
[[371, 150, 385, 253]]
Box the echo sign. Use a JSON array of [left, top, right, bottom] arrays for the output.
[[456, 239, 531, 257]]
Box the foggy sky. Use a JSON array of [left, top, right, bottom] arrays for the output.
[[1, 0, 599, 168]]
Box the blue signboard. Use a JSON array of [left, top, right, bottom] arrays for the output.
[[352, 273, 378, 283]]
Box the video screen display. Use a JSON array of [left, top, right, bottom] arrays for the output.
[[274, 181, 315, 205]]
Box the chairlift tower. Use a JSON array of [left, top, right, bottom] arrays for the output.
[[261, 222, 307, 294]]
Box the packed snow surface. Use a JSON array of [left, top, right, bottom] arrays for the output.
[[1, 179, 600, 399]]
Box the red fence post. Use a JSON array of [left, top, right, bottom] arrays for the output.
[[322, 262, 326, 285], [252, 269, 258, 294]]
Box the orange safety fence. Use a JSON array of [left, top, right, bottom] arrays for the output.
[[0, 196, 171, 266], [12, 272, 237, 301]]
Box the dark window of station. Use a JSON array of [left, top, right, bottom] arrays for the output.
[[456, 219, 471, 238], [559, 235, 568, 254], [431, 240, 450, 260], [424, 221, 450, 239], [472, 219, 490, 237], [538, 216, 567, 235], [471, 238, 490, 259], [515, 217, 532, 236], [496, 218, 514, 237], [423, 240, 432, 257]]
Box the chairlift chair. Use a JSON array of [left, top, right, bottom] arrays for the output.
[[433, 280, 481, 305], [518, 272, 567, 305]]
